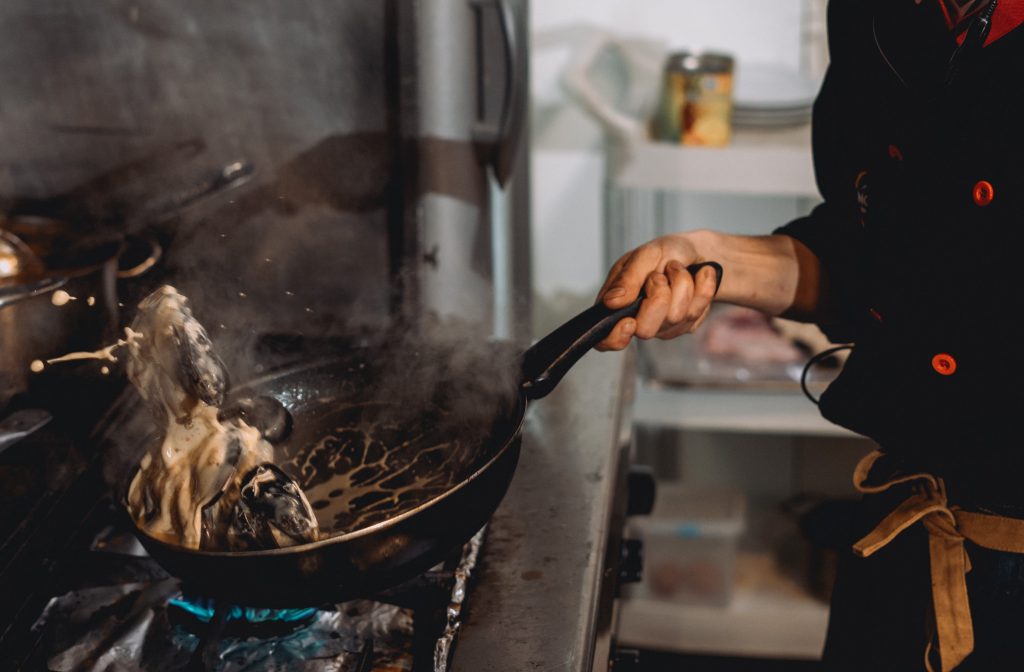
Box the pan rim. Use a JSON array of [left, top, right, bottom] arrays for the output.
[[128, 357, 527, 558]]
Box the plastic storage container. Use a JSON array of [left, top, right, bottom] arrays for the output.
[[629, 485, 746, 607]]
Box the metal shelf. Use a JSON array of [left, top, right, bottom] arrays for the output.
[[618, 550, 829, 660], [633, 383, 861, 438], [618, 587, 829, 660], [608, 126, 818, 197]]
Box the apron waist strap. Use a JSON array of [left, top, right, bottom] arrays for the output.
[[852, 450, 1024, 672]]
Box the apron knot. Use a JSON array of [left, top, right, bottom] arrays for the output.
[[850, 450, 1024, 671]]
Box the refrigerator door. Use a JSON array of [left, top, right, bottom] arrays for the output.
[[411, 0, 530, 338], [471, 0, 528, 188]]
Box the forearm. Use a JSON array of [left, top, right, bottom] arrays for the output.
[[687, 229, 826, 318], [595, 227, 831, 350]]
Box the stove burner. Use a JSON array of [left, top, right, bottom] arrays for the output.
[[36, 583, 415, 672], [169, 594, 318, 627], [5, 480, 485, 672]]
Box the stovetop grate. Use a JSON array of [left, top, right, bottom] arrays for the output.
[[6, 491, 484, 672]]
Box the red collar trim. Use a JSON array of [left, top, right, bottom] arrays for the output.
[[940, 0, 1024, 45], [983, 0, 1024, 44], [938, 0, 991, 32]]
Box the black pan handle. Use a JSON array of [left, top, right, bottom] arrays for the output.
[[520, 261, 722, 400]]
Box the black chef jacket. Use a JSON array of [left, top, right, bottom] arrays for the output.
[[776, 0, 1024, 504]]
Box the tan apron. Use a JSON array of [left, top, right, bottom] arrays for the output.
[[852, 450, 1024, 671]]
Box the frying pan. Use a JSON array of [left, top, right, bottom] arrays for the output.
[[124, 263, 722, 607]]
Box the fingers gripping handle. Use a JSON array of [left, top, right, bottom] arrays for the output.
[[521, 262, 722, 400], [682, 261, 723, 295]]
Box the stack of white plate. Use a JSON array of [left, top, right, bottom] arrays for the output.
[[732, 63, 821, 129]]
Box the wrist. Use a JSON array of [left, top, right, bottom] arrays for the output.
[[676, 231, 798, 315], [681, 229, 722, 262]]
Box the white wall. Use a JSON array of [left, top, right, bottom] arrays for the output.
[[531, 0, 814, 300]]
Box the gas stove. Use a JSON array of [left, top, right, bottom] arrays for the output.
[[0, 343, 640, 672], [24, 496, 483, 672], [0, 373, 485, 672]]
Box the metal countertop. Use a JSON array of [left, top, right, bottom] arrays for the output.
[[451, 347, 636, 672]]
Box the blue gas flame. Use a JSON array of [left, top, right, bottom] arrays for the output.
[[170, 595, 317, 624]]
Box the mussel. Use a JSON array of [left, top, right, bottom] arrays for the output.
[[227, 463, 320, 550], [218, 395, 292, 444], [125, 285, 319, 551]]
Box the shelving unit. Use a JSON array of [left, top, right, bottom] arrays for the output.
[[608, 126, 818, 197], [618, 579, 829, 660], [603, 128, 858, 662], [558, 14, 843, 663], [634, 383, 856, 438]]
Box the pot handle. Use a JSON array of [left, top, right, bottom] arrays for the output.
[[0, 277, 67, 309], [520, 262, 722, 400], [0, 408, 52, 456]]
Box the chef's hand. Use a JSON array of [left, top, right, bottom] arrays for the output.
[[595, 233, 720, 351]]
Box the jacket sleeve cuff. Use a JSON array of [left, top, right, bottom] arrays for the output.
[[773, 202, 865, 343]]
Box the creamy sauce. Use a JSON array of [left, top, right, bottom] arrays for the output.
[[128, 402, 273, 548], [123, 285, 316, 550], [44, 328, 142, 366], [51, 290, 76, 306], [36, 284, 317, 550]]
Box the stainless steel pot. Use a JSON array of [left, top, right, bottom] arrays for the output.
[[0, 235, 160, 409], [0, 244, 118, 409]]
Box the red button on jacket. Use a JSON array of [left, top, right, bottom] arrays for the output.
[[932, 353, 957, 376], [973, 181, 994, 207]]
